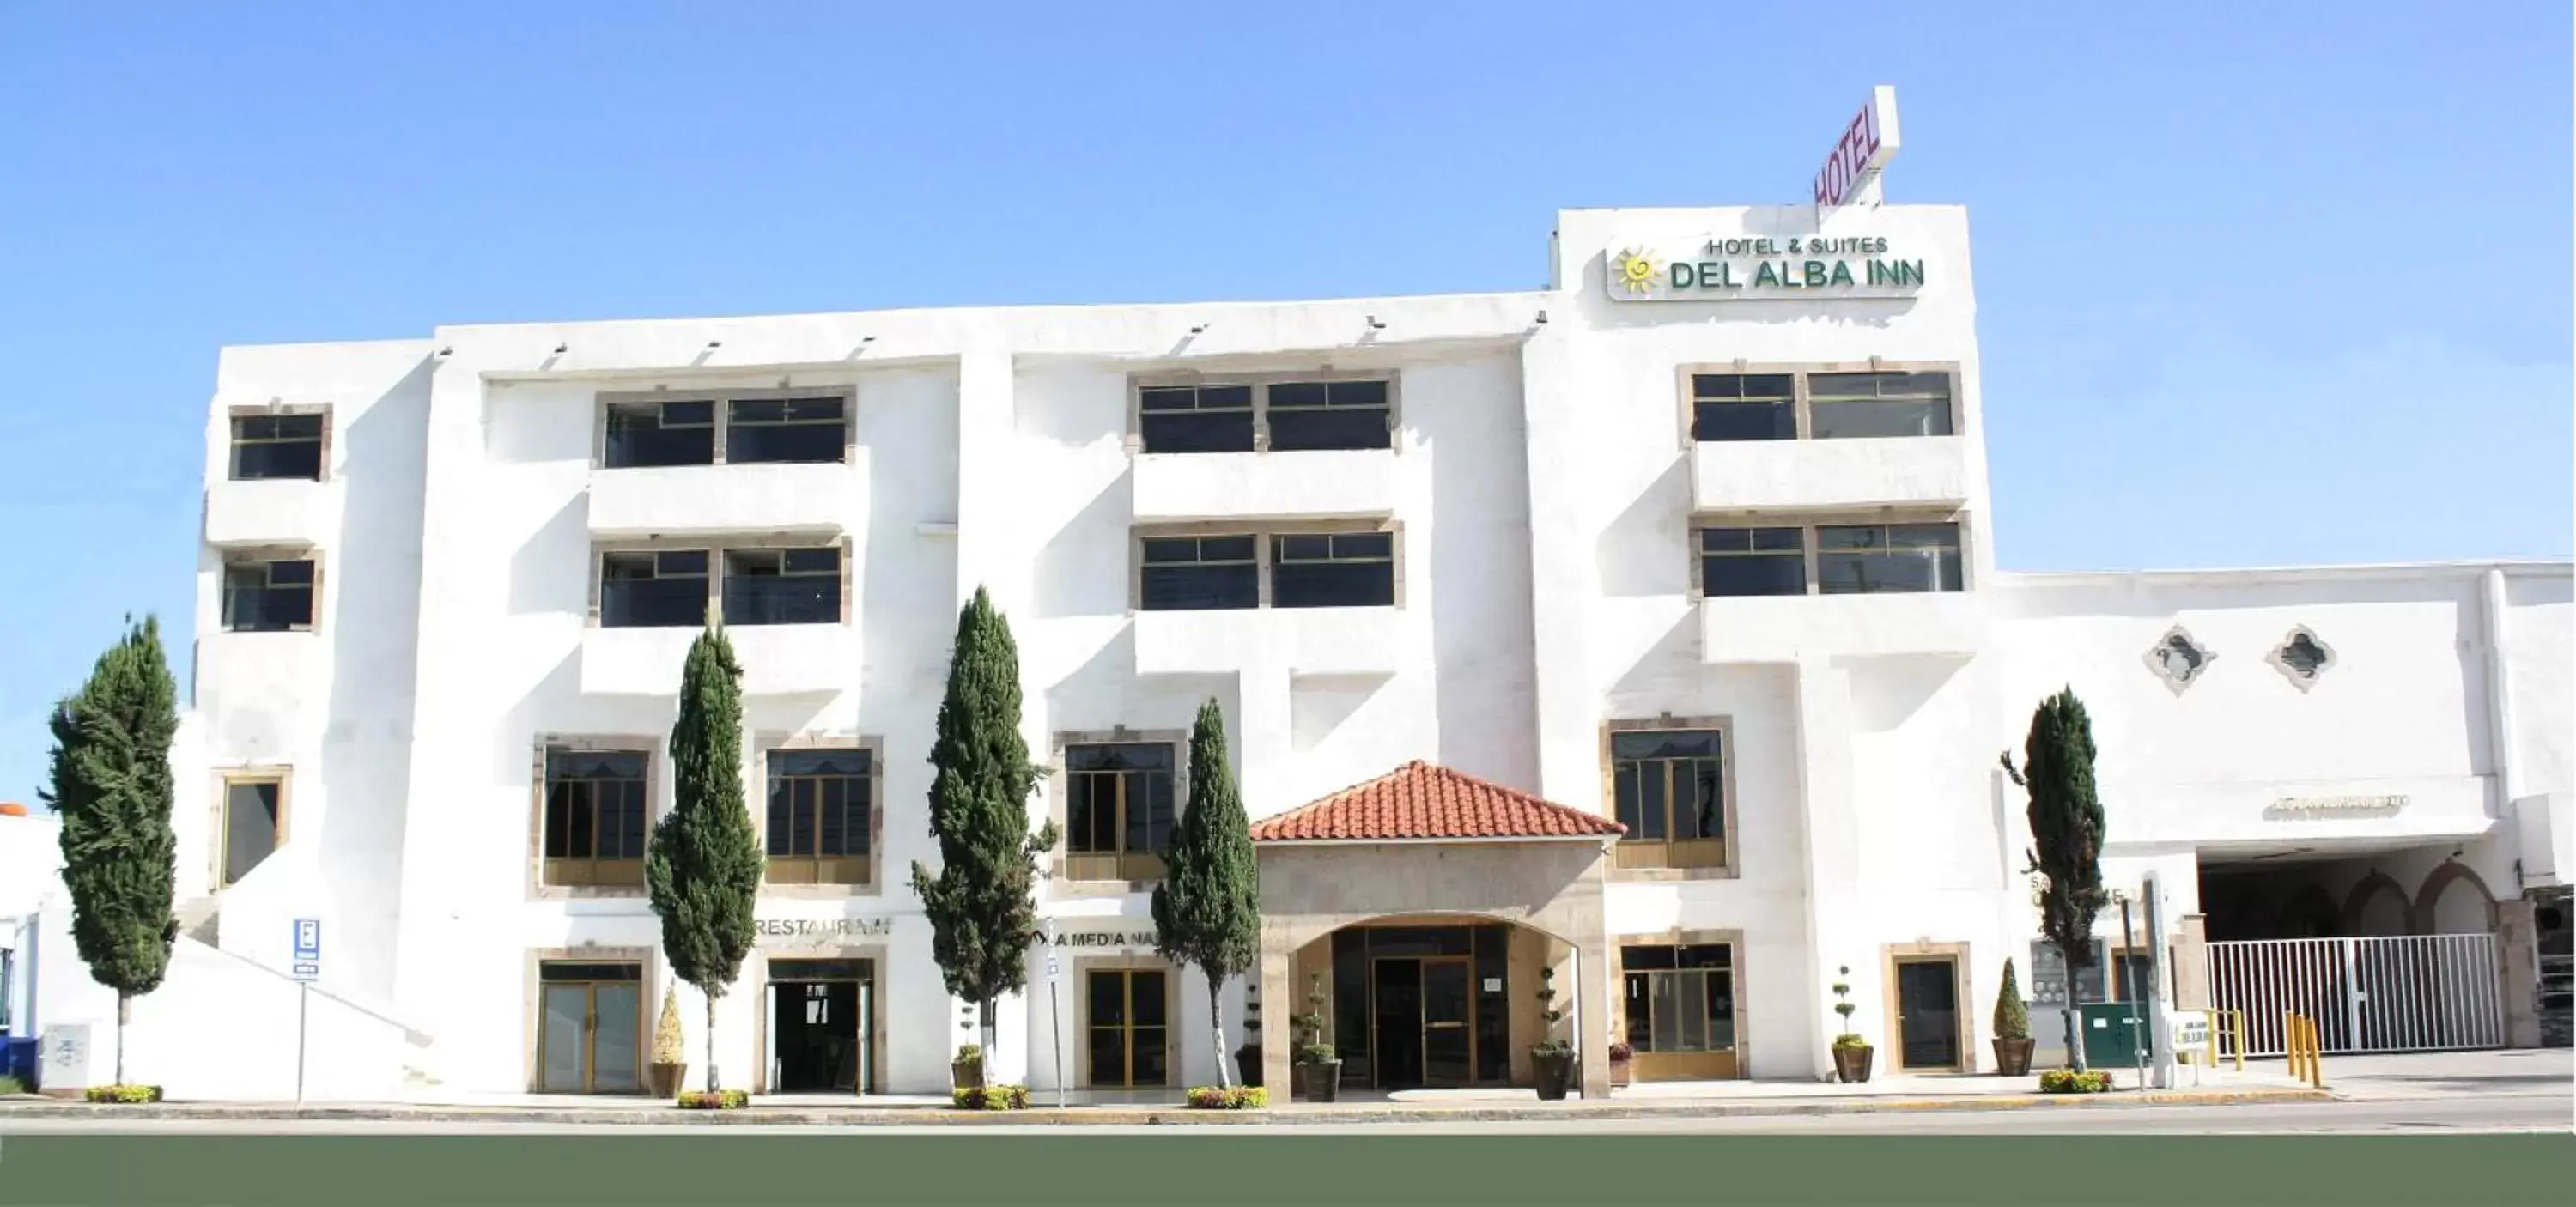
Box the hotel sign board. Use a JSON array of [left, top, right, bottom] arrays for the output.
[[1814, 85, 1901, 221], [1605, 237, 1925, 302]]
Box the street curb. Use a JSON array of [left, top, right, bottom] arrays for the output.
[[0, 1086, 2332, 1126]]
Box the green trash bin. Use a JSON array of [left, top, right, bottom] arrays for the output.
[[2076, 1002, 2149, 1069]]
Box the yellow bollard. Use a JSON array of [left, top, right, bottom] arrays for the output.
[[2230, 1010, 2247, 1072]]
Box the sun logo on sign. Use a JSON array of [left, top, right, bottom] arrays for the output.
[[1612, 248, 1661, 295]]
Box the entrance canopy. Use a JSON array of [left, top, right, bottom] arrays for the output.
[[1249, 760, 1627, 844], [1250, 761, 1620, 1097]]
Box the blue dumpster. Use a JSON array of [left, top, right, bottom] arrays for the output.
[[0, 1035, 38, 1090]]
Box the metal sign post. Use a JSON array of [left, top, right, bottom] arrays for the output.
[[2116, 893, 2145, 1090], [290, 919, 321, 1103], [1044, 918, 1064, 1109], [2143, 873, 2177, 1090]]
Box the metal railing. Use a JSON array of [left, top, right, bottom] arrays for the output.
[[2208, 934, 2501, 1058]]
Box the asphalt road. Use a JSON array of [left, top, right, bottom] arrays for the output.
[[1, 1092, 2563, 1136]]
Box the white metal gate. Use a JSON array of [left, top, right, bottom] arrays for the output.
[[2207, 934, 2504, 1057]]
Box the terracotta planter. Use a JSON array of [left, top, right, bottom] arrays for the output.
[[1609, 1058, 1632, 1088], [1294, 1060, 1340, 1102], [647, 1063, 687, 1099], [1530, 1051, 1575, 1101], [1832, 1043, 1874, 1084], [1992, 1037, 2035, 1077], [951, 1058, 985, 1091]]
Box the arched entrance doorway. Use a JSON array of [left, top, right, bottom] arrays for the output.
[[1249, 761, 1619, 1097], [1287, 915, 1571, 1089]]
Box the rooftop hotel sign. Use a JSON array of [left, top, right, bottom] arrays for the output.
[[1605, 237, 1925, 302], [1815, 85, 1901, 221]]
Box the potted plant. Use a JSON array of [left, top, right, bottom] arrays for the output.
[[648, 985, 689, 1098], [1529, 966, 1575, 1101], [1607, 1038, 1635, 1089], [1236, 980, 1263, 1089], [1829, 965, 1873, 1084], [1992, 957, 2035, 1077], [950, 1007, 985, 1089], [1291, 973, 1340, 1102]]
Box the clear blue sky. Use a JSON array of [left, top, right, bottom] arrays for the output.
[[1, 2, 2568, 805]]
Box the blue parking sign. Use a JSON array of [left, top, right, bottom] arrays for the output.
[[293, 919, 322, 966]]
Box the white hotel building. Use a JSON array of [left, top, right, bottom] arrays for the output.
[[10, 198, 2571, 1101]]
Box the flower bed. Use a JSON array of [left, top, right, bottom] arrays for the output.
[[952, 1084, 1030, 1111], [676, 1089, 751, 1109], [1185, 1085, 1267, 1110], [84, 1084, 165, 1104], [2038, 1068, 2111, 1095]]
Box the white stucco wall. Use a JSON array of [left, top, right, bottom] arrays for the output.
[[33, 200, 2561, 1100]]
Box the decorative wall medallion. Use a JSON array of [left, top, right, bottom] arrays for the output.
[[2267, 626, 2335, 691], [2143, 625, 2214, 694]]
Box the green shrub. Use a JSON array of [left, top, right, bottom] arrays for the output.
[[676, 1089, 750, 1109], [84, 1084, 164, 1103], [0, 1075, 27, 1095], [1186, 1085, 1267, 1109], [2038, 1068, 2111, 1094], [951, 1084, 1030, 1110], [1994, 958, 2031, 1041]]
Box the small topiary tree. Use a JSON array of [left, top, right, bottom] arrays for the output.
[[1994, 958, 2031, 1041], [652, 985, 686, 1069], [1830, 966, 1862, 1046]]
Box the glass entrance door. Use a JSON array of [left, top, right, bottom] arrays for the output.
[[1422, 957, 1473, 1085], [537, 962, 642, 1094], [767, 958, 875, 1095], [771, 980, 861, 1092], [1895, 958, 1961, 1071], [1371, 958, 1425, 1089]]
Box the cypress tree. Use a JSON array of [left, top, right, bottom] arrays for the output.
[[2002, 687, 2109, 1071], [911, 588, 1058, 1058], [645, 622, 762, 1094], [42, 616, 179, 1089], [1151, 698, 1261, 1089]]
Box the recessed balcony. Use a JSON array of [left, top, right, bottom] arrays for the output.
[[204, 480, 338, 549], [1131, 450, 1400, 522], [1132, 606, 1406, 676], [1691, 437, 1970, 513], [587, 462, 857, 539], [580, 623, 858, 696], [1698, 591, 1987, 664]]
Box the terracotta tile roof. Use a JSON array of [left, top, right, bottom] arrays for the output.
[[1249, 761, 1625, 843]]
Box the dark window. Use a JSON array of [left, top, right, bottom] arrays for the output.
[[1139, 536, 1258, 610], [1266, 379, 1392, 452], [1139, 385, 1255, 453], [766, 749, 871, 883], [1611, 730, 1724, 846], [1621, 943, 1735, 1053], [726, 397, 848, 464], [540, 961, 643, 982], [599, 549, 709, 628], [222, 559, 316, 632], [603, 400, 716, 468], [1816, 523, 1964, 594], [230, 413, 326, 480], [1808, 372, 1953, 440], [1691, 374, 1796, 442], [722, 547, 841, 626], [1065, 743, 1176, 858], [1086, 968, 1169, 1087], [1270, 531, 1394, 609], [543, 749, 648, 884], [1698, 527, 1807, 597], [222, 779, 283, 886]]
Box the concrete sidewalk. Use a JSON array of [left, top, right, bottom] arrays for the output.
[[1, 1071, 2330, 1127]]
